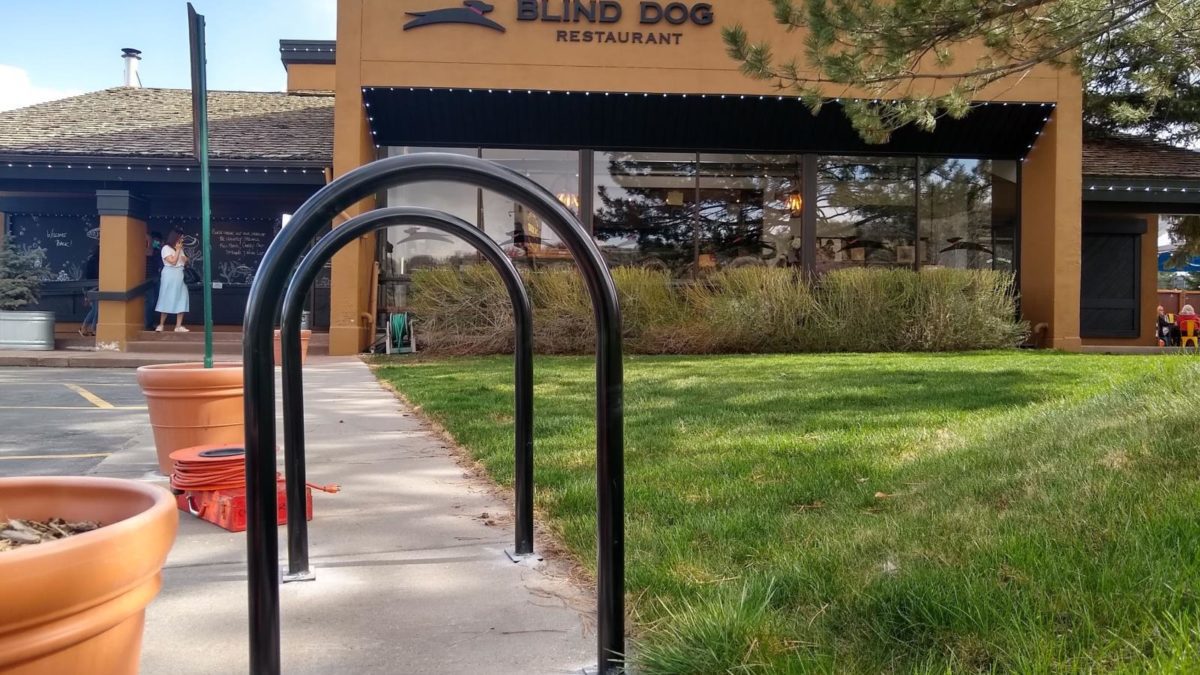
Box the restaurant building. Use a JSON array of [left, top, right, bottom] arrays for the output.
[[4, 0, 1200, 354]]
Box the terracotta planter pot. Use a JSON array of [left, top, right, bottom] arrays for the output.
[[273, 329, 311, 366], [136, 363, 244, 475], [0, 476, 178, 674]]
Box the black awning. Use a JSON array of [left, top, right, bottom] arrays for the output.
[[362, 87, 1051, 159]]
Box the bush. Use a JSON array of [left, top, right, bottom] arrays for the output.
[[0, 241, 46, 311], [408, 265, 511, 355], [408, 265, 1027, 355]]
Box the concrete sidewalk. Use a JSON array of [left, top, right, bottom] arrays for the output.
[[92, 357, 594, 674], [0, 349, 196, 368]]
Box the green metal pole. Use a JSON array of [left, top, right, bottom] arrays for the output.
[[196, 13, 213, 368]]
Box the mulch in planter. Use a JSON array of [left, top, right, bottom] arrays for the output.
[[0, 518, 100, 552]]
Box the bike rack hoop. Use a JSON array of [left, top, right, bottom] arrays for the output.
[[242, 153, 626, 674], [278, 206, 536, 581]]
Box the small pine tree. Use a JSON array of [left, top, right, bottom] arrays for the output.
[[0, 240, 46, 311]]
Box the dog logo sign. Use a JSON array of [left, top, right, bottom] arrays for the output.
[[404, 1, 506, 32]]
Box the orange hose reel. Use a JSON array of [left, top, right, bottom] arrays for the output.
[[168, 445, 338, 532]]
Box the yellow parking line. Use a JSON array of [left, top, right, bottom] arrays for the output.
[[0, 406, 146, 410], [64, 384, 115, 409], [0, 453, 111, 460], [0, 381, 131, 386]]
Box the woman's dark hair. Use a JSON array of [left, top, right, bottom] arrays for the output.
[[166, 230, 184, 248]]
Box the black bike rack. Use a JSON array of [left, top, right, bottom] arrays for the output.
[[279, 206, 536, 583], [242, 153, 625, 674]]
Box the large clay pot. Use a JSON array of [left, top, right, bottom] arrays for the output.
[[0, 476, 178, 674], [136, 363, 244, 475], [273, 329, 311, 366]]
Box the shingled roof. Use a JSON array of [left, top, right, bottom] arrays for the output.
[[1083, 135, 1200, 180], [0, 87, 333, 163]]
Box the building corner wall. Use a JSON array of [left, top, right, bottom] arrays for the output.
[[1020, 71, 1083, 351], [287, 63, 336, 92], [329, 0, 377, 356]]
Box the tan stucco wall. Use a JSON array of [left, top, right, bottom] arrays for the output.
[[96, 213, 147, 349], [1019, 76, 1083, 351], [287, 63, 336, 92], [329, 0, 379, 355], [330, 0, 1084, 354], [351, 0, 1063, 101]]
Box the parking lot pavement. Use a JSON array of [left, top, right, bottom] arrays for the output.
[[0, 367, 155, 478]]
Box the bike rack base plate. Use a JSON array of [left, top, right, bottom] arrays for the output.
[[281, 569, 316, 583], [504, 549, 545, 566]]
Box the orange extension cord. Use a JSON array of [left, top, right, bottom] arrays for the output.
[[169, 445, 340, 494]]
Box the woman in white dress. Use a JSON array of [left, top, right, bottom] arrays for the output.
[[155, 230, 190, 332]]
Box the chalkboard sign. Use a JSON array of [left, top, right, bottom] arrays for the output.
[[212, 226, 273, 286], [7, 213, 100, 282], [148, 217, 277, 287]]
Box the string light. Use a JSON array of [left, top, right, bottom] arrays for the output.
[[1085, 184, 1197, 193], [0, 162, 323, 176], [359, 85, 1059, 111]]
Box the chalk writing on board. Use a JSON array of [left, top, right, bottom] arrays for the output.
[[145, 217, 277, 287], [213, 227, 272, 286], [8, 214, 97, 281]]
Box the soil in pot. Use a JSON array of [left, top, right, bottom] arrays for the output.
[[136, 362, 244, 475], [0, 518, 99, 552], [0, 476, 178, 675]]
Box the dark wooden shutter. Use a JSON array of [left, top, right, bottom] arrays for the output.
[[1080, 219, 1145, 338]]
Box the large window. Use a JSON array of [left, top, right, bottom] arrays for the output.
[[816, 156, 918, 271], [917, 159, 1018, 271], [592, 152, 802, 274], [384, 147, 580, 273], [383, 147, 1019, 278], [697, 154, 801, 270], [592, 152, 698, 273], [384, 146, 479, 274], [481, 149, 575, 268]]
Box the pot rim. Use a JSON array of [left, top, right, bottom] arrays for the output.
[[0, 476, 175, 564], [136, 362, 246, 389], [136, 361, 243, 373], [0, 310, 56, 317]]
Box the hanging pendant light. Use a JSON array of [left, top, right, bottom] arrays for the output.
[[556, 191, 580, 215], [785, 191, 803, 217]]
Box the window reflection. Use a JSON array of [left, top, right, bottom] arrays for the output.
[[592, 152, 802, 274], [697, 154, 801, 270], [917, 158, 1018, 271], [593, 152, 697, 273], [816, 156, 918, 271], [481, 149, 575, 268], [384, 147, 580, 272], [384, 146, 478, 274], [381, 147, 1019, 279]]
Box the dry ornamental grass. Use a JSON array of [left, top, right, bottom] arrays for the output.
[[409, 266, 1027, 355]]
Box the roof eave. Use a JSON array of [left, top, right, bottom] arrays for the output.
[[280, 39, 337, 67]]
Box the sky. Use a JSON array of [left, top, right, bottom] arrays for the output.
[[0, 0, 336, 111]]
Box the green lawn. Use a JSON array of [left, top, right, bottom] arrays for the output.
[[373, 352, 1200, 673]]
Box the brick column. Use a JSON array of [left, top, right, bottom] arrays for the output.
[[95, 190, 149, 350]]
